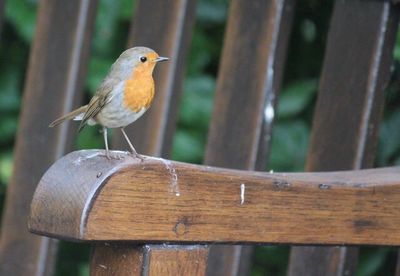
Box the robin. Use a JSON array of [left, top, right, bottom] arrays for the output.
[[49, 46, 168, 159]]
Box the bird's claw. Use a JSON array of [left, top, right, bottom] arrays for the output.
[[102, 151, 125, 160], [129, 151, 145, 162]]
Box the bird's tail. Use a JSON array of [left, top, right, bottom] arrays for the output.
[[49, 105, 88, 127]]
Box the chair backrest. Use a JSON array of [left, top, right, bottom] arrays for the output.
[[1, 0, 400, 275], [0, 1, 97, 275], [289, 2, 399, 275]]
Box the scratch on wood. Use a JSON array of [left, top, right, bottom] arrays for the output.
[[273, 179, 291, 190], [72, 151, 102, 165], [240, 183, 245, 205], [319, 183, 331, 190], [156, 157, 180, 196]]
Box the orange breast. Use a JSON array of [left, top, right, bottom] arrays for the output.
[[123, 71, 155, 113]]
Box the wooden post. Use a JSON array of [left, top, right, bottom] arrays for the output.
[[0, 0, 97, 275], [288, 1, 400, 275], [204, 0, 295, 275]]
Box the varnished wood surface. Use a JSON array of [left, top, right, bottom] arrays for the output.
[[90, 243, 208, 276], [90, 243, 143, 276], [0, 1, 97, 275], [145, 245, 208, 276], [29, 150, 400, 245], [205, 0, 294, 169], [288, 1, 400, 275], [204, 0, 295, 274]]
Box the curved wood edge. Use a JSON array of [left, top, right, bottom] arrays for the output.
[[28, 150, 138, 240], [29, 150, 400, 245]]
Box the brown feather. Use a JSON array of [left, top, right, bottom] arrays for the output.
[[49, 105, 88, 127], [78, 82, 113, 132]]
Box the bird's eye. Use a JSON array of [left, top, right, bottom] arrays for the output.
[[140, 56, 147, 63]]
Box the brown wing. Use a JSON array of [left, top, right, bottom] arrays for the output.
[[78, 82, 114, 132]]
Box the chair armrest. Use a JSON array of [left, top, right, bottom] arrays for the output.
[[29, 150, 400, 245]]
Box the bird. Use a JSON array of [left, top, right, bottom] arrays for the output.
[[49, 46, 168, 159]]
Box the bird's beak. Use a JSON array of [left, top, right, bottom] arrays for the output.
[[155, 56, 169, 62]]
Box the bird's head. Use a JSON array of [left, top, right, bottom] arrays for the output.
[[112, 47, 169, 79]]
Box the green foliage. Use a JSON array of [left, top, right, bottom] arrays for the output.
[[277, 79, 317, 119], [55, 242, 91, 276], [252, 246, 290, 276], [172, 76, 215, 162], [269, 121, 310, 172], [4, 0, 37, 43], [1, 0, 400, 275]]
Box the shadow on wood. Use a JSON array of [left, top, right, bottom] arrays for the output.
[[29, 150, 400, 245]]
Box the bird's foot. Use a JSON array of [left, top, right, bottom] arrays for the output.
[[102, 150, 126, 160], [128, 151, 145, 162]]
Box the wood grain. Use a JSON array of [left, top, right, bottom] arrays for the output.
[[0, 1, 97, 275], [90, 242, 208, 276], [204, 0, 295, 274], [288, 1, 400, 275], [29, 150, 400, 246], [90, 243, 143, 276], [90, 243, 208, 276], [145, 245, 208, 276]]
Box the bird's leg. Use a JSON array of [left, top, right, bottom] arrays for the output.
[[120, 127, 144, 161], [103, 126, 111, 160]]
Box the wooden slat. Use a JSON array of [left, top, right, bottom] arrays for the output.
[[90, 243, 143, 276], [0, 0, 97, 275], [145, 245, 208, 276], [288, 1, 400, 276], [93, 0, 197, 274], [205, 0, 294, 169], [112, 0, 196, 158], [29, 150, 400, 245], [90, 244, 208, 276], [203, 0, 295, 274]]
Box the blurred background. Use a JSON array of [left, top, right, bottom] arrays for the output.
[[0, 0, 399, 275]]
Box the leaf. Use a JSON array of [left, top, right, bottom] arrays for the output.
[[119, 0, 135, 20], [179, 75, 215, 128], [252, 246, 289, 276], [5, 0, 38, 43], [268, 121, 310, 172], [75, 125, 104, 150], [394, 28, 400, 60], [377, 108, 400, 166], [0, 152, 13, 186], [172, 129, 204, 163], [87, 58, 114, 93], [196, 0, 228, 23], [357, 248, 392, 276], [0, 116, 18, 142], [92, 0, 121, 55], [0, 67, 22, 113], [278, 79, 317, 119]]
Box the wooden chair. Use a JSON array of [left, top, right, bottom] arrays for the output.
[[1, 0, 400, 275]]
